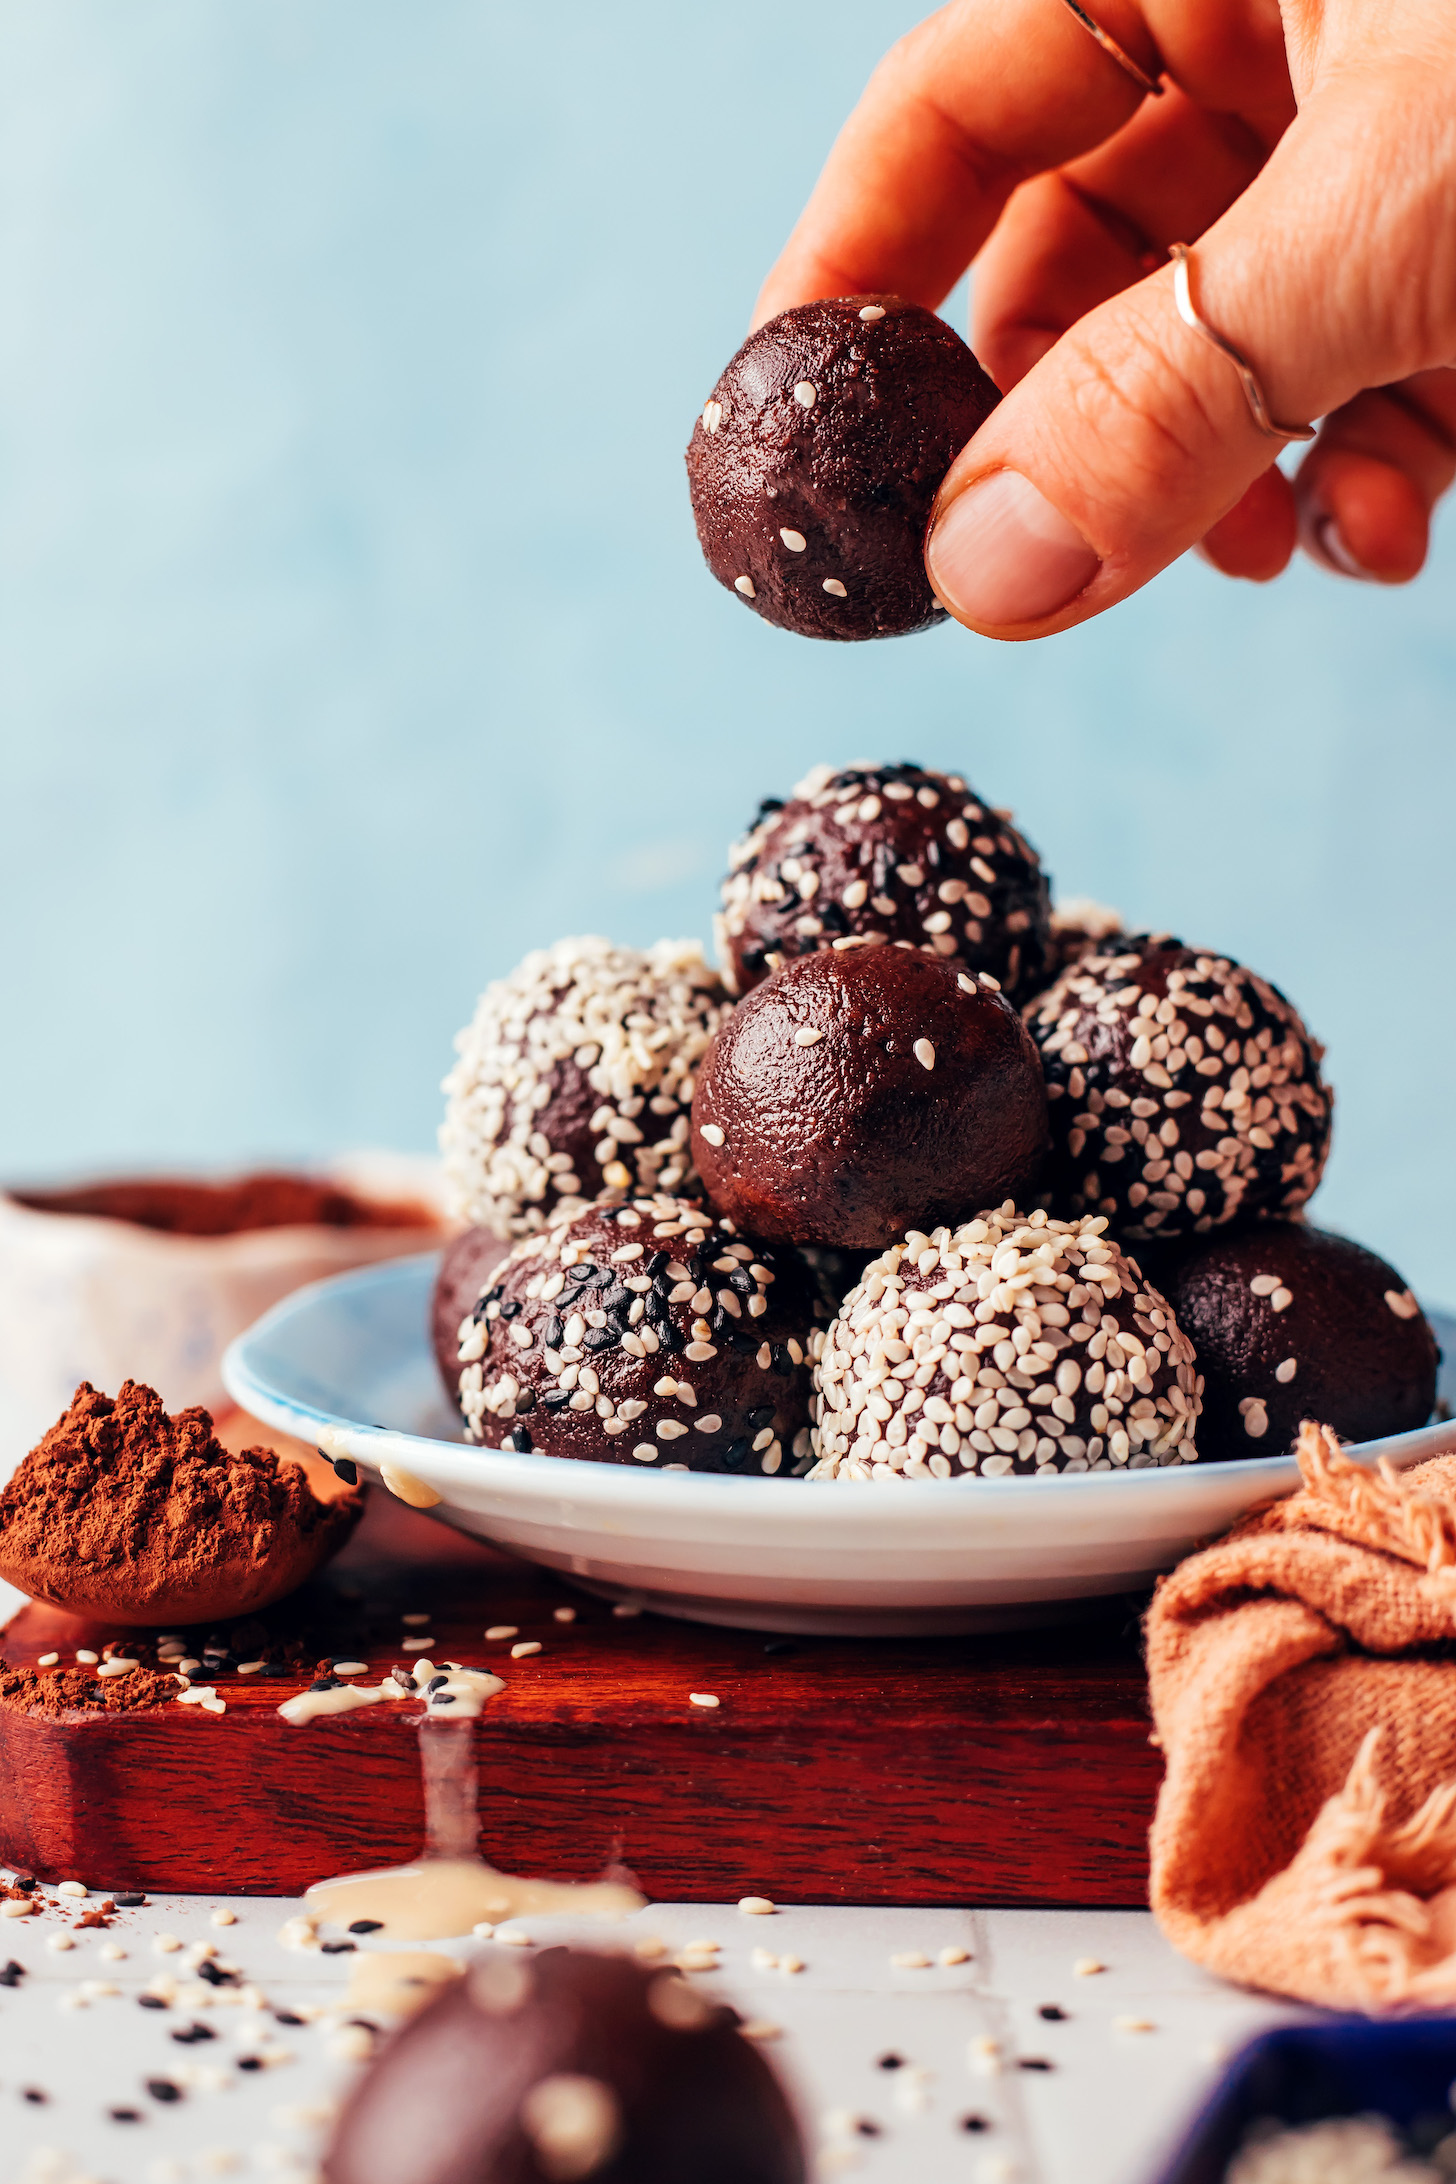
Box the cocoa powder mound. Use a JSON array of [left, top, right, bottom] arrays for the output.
[[0, 1662, 175, 1719], [0, 1381, 364, 1625]]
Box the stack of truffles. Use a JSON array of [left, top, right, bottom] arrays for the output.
[[434, 762, 1438, 1484]]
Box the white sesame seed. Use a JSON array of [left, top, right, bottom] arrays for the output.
[[1073, 1956, 1106, 1976], [1275, 1357, 1298, 1382], [632, 1444, 658, 1462], [510, 1641, 542, 1658], [37, 1651, 59, 1667], [913, 1039, 936, 1071], [939, 1944, 971, 1965], [734, 575, 756, 598], [657, 1419, 688, 1440], [738, 1896, 776, 1915], [553, 1606, 576, 1623], [890, 1950, 932, 1969], [485, 1625, 518, 1641], [401, 1635, 435, 1651], [793, 1026, 824, 1047], [1114, 2015, 1156, 2033], [1386, 1288, 1421, 1320], [779, 528, 807, 552], [822, 578, 847, 597], [700, 1124, 725, 1147], [1270, 1286, 1293, 1312], [793, 380, 816, 408], [702, 399, 722, 432], [858, 304, 886, 321], [689, 1692, 720, 1708]]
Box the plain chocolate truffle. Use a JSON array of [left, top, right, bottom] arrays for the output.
[[691, 947, 1049, 1251], [453, 1194, 817, 1475], [1025, 934, 1332, 1242], [808, 1207, 1201, 1479], [686, 295, 1000, 641], [324, 1948, 806, 2184], [716, 760, 1052, 1001], [432, 1227, 511, 1407], [441, 938, 731, 1239], [1145, 1221, 1437, 1460]]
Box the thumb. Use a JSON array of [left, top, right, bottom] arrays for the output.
[[924, 71, 1456, 637]]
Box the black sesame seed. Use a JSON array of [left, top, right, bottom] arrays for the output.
[[237, 2056, 264, 2072], [756, 797, 785, 817], [540, 1391, 570, 1410], [545, 1318, 565, 1348], [726, 1330, 755, 1354], [499, 1298, 522, 1321], [1038, 2004, 1067, 2021], [960, 2114, 991, 2133], [583, 1328, 616, 1353], [432, 1692, 458, 1704], [719, 1437, 752, 1472], [1018, 2057, 1053, 2071], [146, 2079, 182, 2103], [137, 1994, 168, 2011], [109, 2107, 143, 2122], [12, 1876, 35, 1892], [709, 1306, 727, 1333], [274, 2009, 305, 2026], [330, 1456, 359, 1486], [646, 1251, 668, 1276], [657, 1323, 684, 1355], [196, 1960, 238, 1987], [171, 2022, 217, 2043], [602, 1286, 632, 1312], [727, 1271, 754, 1295], [320, 1940, 356, 1955], [505, 1427, 534, 1453], [747, 1406, 775, 1430], [514, 1389, 536, 1414], [425, 1675, 448, 1693], [645, 1292, 669, 1323], [877, 2053, 904, 2070], [22, 2087, 48, 2104], [308, 1677, 342, 1693], [770, 1342, 791, 1373], [855, 2120, 882, 2137], [348, 1919, 384, 1933], [0, 1960, 24, 1987]]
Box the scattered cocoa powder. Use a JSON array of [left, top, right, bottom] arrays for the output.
[[0, 1662, 175, 1719], [10, 1171, 435, 1237], [0, 1382, 364, 1626]]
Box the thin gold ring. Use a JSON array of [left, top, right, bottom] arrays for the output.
[[1169, 243, 1316, 443], [1055, 0, 1165, 97]]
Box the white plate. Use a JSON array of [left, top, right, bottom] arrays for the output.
[[223, 1255, 1456, 1637]]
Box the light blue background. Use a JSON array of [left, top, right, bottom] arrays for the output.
[[2, 3, 1451, 1303]]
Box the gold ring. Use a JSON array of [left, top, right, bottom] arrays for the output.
[[1055, 0, 1164, 97], [1169, 243, 1316, 443]]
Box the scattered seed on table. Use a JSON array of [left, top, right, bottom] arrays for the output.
[[738, 1896, 776, 1916], [1114, 2015, 1156, 2033], [57, 1881, 87, 1898], [891, 1951, 931, 1969], [1038, 2004, 1067, 2021], [401, 1637, 435, 1652], [210, 1909, 236, 1927], [1073, 1956, 1106, 1976], [689, 1692, 720, 1709], [510, 1641, 542, 1658], [940, 1945, 971, 1966], [552, 1607, 576, 1623], [485, 1626, 518, 1641], [47, 1933, 75, 1952]]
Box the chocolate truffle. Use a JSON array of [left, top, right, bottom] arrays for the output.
[[453, 1195, 817, 1475], [324, 1947, 806, 2184], [808, 1207, 1201, 1479], [716, 761, 1052, 1000], [1145, 1221, 1437, 1460], [691, 947, 1049, 1251], [441, 939, 731, 1239], [432, 1227, 510, 1406], [686, 295, 1000, 641], [1025, 934, 1332, 1242], [1036, 897, 1125, 992]]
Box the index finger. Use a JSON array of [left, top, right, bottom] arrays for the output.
[[753, 0, 1161, 328]]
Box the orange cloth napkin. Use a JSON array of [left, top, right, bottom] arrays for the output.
[[1147, 1424, 1456, 2010]]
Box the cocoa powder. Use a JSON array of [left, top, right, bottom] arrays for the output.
[[11, 1171, 434, 1237], [0, 1663, 175, 1719], [0, 1382, 364, 1625]]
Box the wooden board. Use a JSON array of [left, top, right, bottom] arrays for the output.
[[0, 1487, 1163, 1908]]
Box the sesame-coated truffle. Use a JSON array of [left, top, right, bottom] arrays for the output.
[[452, 1196, 817, 1475], [1025, 935, 1332, 1242], [691, 947, 1049, 1252], [441, 939, 731, 1239], [324, 1947, 806, 2184], [716, 761, 1052, 1001], [1144, 1222, 1437, 1460], [808, 1207, 1201, 1480], [431, 1227, 510, 1407], [686, 295, 1000, 642], [1036, 898, 1125, 994]]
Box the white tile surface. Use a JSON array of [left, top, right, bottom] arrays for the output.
[[0, 1892, 1299, 2184]]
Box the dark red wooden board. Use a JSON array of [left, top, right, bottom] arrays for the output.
[[0, 1475, 1162, 1907]]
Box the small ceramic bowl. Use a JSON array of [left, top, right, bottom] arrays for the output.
[[224, 1255, 1456, 1637], [0, 1152, 447, 1478]]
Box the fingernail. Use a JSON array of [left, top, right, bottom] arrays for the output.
[[927, 471, 1101, 627], [1314, 514, 1374, 582]]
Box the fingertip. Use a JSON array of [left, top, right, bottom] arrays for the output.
[[1197, 467, 1297, 583], [1298, 451, 1429, 584]]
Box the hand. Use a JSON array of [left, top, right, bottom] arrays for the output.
[[755, 0, 1456, 639]]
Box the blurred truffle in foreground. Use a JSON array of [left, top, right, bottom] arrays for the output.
[[323, 1947, 806, 2184], [686, 295, 1000, 641], [716, 761, 1051, 1001], [692, 947, 1048, 1251], [1144, 1221, 1438, 1459]]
